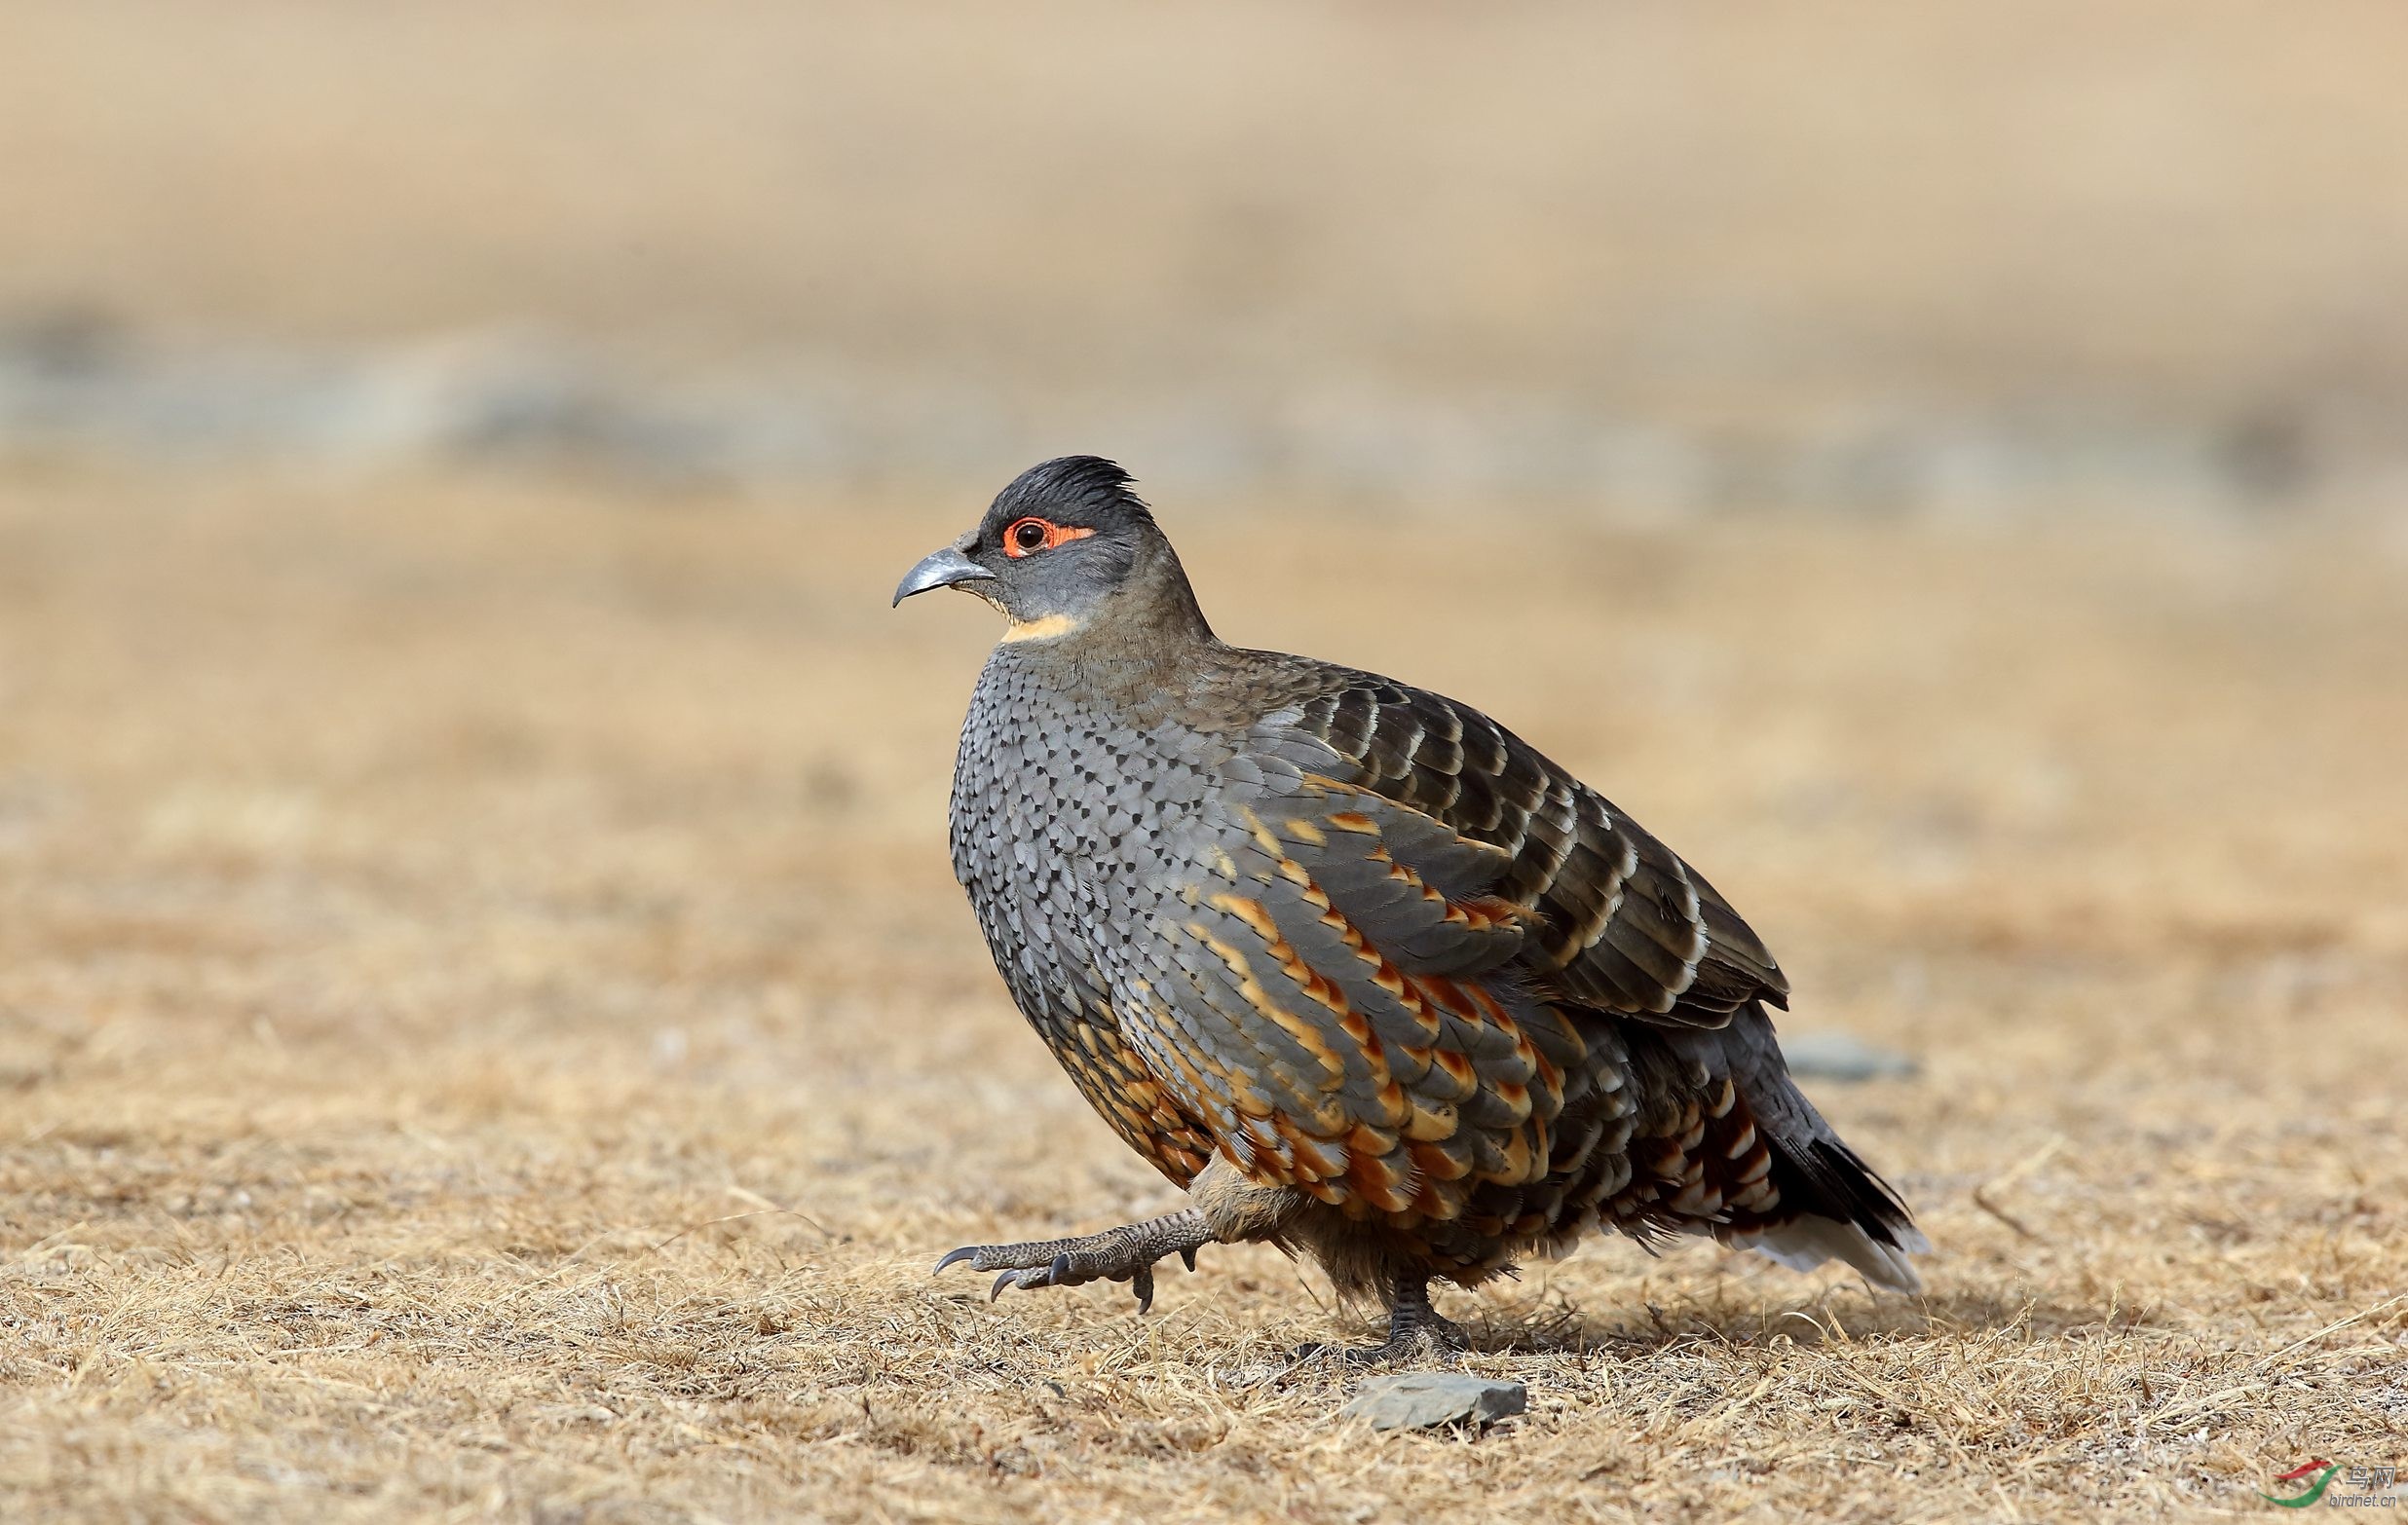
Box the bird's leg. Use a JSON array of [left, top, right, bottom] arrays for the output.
[[934, 1206, 1212, 1314], [1374, 1271, 1467, 1363], [1290, 1270, 1469, 1366]]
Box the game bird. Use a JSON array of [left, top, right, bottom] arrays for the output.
[[895, 457, 1924, 1358]]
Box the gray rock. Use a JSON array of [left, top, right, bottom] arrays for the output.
[[1782, 1031, 1920, 1082], [1340, 1373, 1527, 1432]]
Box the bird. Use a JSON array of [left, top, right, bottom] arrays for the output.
[[894, 457, 1924, 1358]]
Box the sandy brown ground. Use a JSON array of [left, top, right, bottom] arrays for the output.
[[0, 467, 2403, 1521]]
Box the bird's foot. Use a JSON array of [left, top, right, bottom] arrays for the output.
[[1293, 1273, 1467, 1366], [1296, 1314, 1468, 1368], [934, 1206, 1211, 1315], [1371, 1302, 1469, 1365]]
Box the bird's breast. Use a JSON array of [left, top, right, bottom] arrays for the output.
[[948, 657, 1243, 983]]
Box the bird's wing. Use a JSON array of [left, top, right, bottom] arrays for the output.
[[1108, 768, 1600, 1216], [1238, 665, 1788, 1025]]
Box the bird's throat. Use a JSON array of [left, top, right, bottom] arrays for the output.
[[999, 614, 1083, 644]]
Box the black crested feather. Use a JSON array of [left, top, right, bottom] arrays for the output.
[[985, 455, 1155, 532]]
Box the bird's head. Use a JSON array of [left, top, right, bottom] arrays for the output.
[[891, 457, 1211, 647]]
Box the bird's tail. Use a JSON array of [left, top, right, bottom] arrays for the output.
[[1716, 1133, 1927, 1293], [1666, 1008, 1927, 1293]]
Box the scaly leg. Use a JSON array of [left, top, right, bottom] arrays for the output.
[[1374, 1271, 1467, 1363], [1295, 1271, 1467, 1365], [934, 1207, 1212, 1314]]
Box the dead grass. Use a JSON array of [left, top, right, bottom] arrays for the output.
[[1, 466, 2404, 1522]]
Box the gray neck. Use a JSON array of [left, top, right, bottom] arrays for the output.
[[1105, 533, 1215, 648], [996, 532, 1218, 696]]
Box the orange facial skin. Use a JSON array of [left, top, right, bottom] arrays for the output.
[[1001, 517, 1099, 558]]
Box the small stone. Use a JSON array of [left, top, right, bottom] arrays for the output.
[[1340, 1373, 1527, 1432], [1782, 1031, 1919, 1082]]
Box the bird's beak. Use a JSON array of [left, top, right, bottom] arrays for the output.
[[891, 544, 997, 608]]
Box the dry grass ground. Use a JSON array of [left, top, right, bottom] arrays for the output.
[[0, 467, 2403, 1521]]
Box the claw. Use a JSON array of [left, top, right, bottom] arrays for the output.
[[933, 1208, 1209, 1318]]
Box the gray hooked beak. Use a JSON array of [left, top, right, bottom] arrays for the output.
[[891, 544, 997, 608]]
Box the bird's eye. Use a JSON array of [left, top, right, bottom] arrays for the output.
[[999, 516, 1098, 558], [997, 517, 1103, 558]]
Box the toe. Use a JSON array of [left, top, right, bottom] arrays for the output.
[[991, 1266, 1057, 1300]]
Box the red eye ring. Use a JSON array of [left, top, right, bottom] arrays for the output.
[[1001, 517, 1098, 558]]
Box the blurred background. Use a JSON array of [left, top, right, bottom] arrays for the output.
[[7, 0, 2408, 514], [4, 7, 2406, 1517]]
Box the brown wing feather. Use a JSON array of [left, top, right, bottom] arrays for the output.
[[1240, 663, 1788, 1027], [1110, 774, 1601, 1219]]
